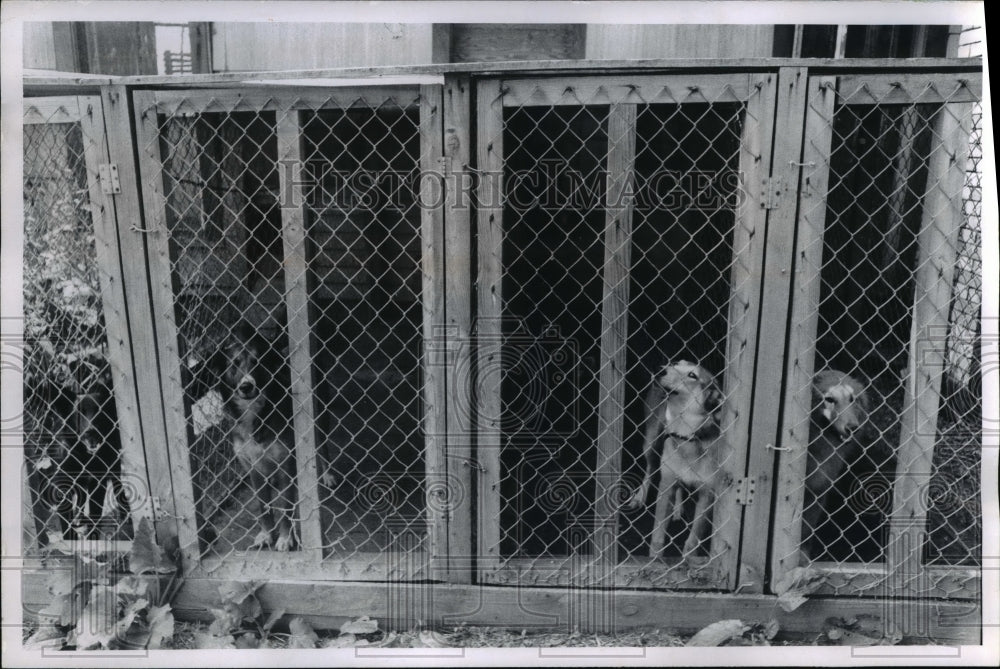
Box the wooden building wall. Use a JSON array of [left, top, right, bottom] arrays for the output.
[[209, 23, 434, 71], [585, 24, 776, 59]]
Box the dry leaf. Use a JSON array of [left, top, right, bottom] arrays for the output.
[[129, 518, 176, 574], [191, 631, 236, 649], [686, 620, 747, 647], [773, 566, 827, 613], [287, 616, 319, 649], [145, 604, 174, 650], [417, 630, 452, 647], [340, 615, 378, 635]]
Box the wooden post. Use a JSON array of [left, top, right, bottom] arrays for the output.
[[834, 26, 849, 59], [715, 72, 777, 588], [189, 23, 214, 74], [593, 102, 636, 577], [77, 95, 152, 535], [100, 86, 189, 557], [276, 109, 324, 563], [418, 83, 450, 580], [443, 75, 474, 583], [887, 101, 973, 598], [474, 78, 506, 580], [770, 76, 838, 584], [128, 89, 202, 568], [737, 68, 808, 593]]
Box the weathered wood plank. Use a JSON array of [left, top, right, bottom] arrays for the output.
[[78, 95, 152, 533], [187, 551, 432, 582], [450, 24, 585, 63], [148, 87, 422, 116], [419, 83, 449, 581], [474, 78, 506, 578], [128, 89, 202, 568], [101, 87, 185, 556], [837, 73, 981, 105], [888, 101, 974, 598], [737, 68, 808, 593], [715, 72, 776, 588], [276, 109, 324, 563], [24, 572, 978, 643], [22, 97, 84, 124], [442, 75, 474, 584], [72, 57, 981, 87], [210, 23, 434, 72], [593, 103, 635, 577], [585, 25, 775, 60], [501, 74, 750, 107], [770, 76, 838, 583]]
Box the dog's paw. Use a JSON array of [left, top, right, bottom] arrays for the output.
[[274, 532, 293, 552], [249, 528, 272, 550]]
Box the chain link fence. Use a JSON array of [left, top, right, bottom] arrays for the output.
[[137, 90, 428, 569], [477, 76, 767, 589], [773, 76, 981, 597], [22, 100, 132, 550]]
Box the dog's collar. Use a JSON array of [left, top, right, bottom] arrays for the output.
[[665, 431, 700, 443]]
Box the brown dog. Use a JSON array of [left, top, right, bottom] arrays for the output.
[[802, 369, 871, 559], [624, 361, 725, 558]]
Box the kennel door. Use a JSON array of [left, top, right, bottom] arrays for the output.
[[770, 73, 982, 601], [132, 86, 447, 581], [473, 74, 777, 591], [22, 96, 148, 554]]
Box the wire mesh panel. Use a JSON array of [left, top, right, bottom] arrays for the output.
[[132, 87, 439, 579], [475, 75, 774, 590], [772, 74, 982, 598], [22, 98, 136, 551]]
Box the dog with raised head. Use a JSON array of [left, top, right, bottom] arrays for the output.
[[209, 327, 297, 551], [802, 369, 871, 559], [624, 360, 726, 558]]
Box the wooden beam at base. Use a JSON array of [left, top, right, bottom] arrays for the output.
[[19, 572, 981, 645]]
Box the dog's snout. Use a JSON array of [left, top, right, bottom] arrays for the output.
[[236, 374, 258, 397]]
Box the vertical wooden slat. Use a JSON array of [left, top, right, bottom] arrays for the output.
[[99, 86, 182, 554], [791, 26, 804, 58], [78, 95, 152, 533], [593, 102, 635, 576], [127, 88, 201, 567], [442, 75, 474, 583], [888, 101, 973, 597], [770, 76, 838, 585], [737, 68, 808, 593], [834, 26, 849, 59], [276, 108, 324, 563], [418, 83, 449, 580], [714, 73, 776, 588], [475, 78, 505, 578]]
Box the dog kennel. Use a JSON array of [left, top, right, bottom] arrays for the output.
[[20, 59, 984, 638]]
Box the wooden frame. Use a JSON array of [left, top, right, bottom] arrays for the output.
[[19, 58, 983, 633], [131, 86, 446, 580], [473, 72, 774, 591], [769, 72, 982, 600], [21, 95, 151, 542]]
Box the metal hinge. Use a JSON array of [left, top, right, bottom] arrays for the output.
[[99, 164, 121, 195], [735, 477, 756, 506], [761, 177, 782, 210]]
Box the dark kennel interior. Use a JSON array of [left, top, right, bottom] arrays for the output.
[[498, 102, 745, 561], [157, 104, 426, 558], [803, 100, 981, 566]]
